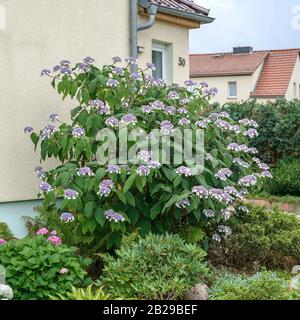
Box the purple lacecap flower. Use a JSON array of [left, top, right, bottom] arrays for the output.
[[112, 56, 122, 63], [224, 186, 239, 196], [98, 180, 114, 197], [227, 143, 241, 152], [167, 91, 180, 100], [136, 165, 151, 176], [47, 235, 62, 246], [239, 206, 249, 213], [112, 67, 124, 75], [218, 111, 230, 119], [89, 99, 104, 109], [209, 87, 218, 96], [83, 56, 95, 65], [218, 225, 232, 236], [37, 170, 46, 179], [239, 118, 259, 128], [38, 182, 53, 193], [78, 167, 94, 176], [175, 199, 190, 209], [200, 81, 209, 88], [125, 57, 138, 65], [261, 171, 273, 178], [131, 72, 142, 80], [76, 63, 90, 72], [35, 166, 43, 173], [155, 79, 167, 87], [107, 79, 119, 88], [98, 103, 110, 115], [238, 175, 257, 187], [184, 80, 197, 87], [60, 67, 72, 75], [121, 114, 137, 125], [53, 65, 62, 72], [41, 124, 58, 140], [105, 117, 119, 128], [160, 120, 174, 136], [192, 186, 209, 199], [151, 100, 165, 110], [239, 144, 249, 153], [36, 228, 49, 235], [253, 157, 261, 165], [175, 166, 192, 177], [41, 69, 51, 76], [179, 98, 190, 106], [178, 118, 191, 126], [215, 119, 231, 131], [177, 107, 188, 115], [244, 128, 259, 139], [205, 153, 213, 161], [141, 105, 153, 114], [212, 234, 221, 242], [215, 168, 233, 181], [247, 147, 259, 155], [204, 209, 215, 218], [107, 164, 121, 174], [196, 121, 208, 129], [49, 114, 59, 122], [231, 125, 241, 134], [210, 189, 234, 204], [24, 127, 33, 134], [233, 158, 250, 169], [221, 207, 235, 221], [64, 189, 79, 200], [0, 239, 7, 245], [60, 268, 69, 274], [104, 209, 125, 223], [249, 119, 259, 128], [147, 160, 161, 169], [239, 118, 250, 126], [259, 163, 269, 171], [137, 150, 152, 163], [60, 60, 71, 67], [164, 106, 176, 115], [146, 62, 156, 71], [60, 212, 75, 223], [72, 127, 85, 138], [209, 113, 219, 121]]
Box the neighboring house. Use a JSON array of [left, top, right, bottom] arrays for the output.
[[190, 47, 300, 104], [0, 0, 213, 237]]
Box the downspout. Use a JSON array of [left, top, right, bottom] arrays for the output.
[[130, 0, 158, 72]]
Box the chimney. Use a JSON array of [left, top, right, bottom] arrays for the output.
[[233, 46, 253, 54]]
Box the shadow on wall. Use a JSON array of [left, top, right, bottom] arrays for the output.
[[0, 200, 41, 238]]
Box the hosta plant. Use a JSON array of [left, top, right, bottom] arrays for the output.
[[25, 56, 271, 252]]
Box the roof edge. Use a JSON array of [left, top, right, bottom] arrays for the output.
[[190, 72, 254, 78]]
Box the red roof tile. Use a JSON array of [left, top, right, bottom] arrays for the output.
[[252, 49, 300, 97], [148, 0, 210, 16], [190, 51, 269, 77]]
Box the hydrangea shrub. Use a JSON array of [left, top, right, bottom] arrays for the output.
[[25, 56, 271, 251]]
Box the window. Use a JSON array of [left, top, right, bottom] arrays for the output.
[[228, 82, 237, 98], [152, 41, 172, 83]]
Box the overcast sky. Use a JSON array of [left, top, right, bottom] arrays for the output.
[[190, 0, 300, 53]]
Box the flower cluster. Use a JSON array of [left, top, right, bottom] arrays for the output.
[[104, 210, 125, 223], [98, 180, 114, 197]]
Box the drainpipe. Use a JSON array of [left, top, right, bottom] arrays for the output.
[[130, 0, 158, 72]]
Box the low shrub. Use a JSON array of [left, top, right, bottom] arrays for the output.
[[0, 222, 14, 241], [209, 206, 300, 270], [209, 271, 299, 300], [264, 158, 300, 196], [97, 233, 209, 300], [0, 235, 91, 300]]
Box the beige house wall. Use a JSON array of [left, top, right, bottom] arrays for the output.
[[0, 0, 197, 202], [286, 54, 300, 100]]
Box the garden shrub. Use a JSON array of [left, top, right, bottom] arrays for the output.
[[263, 158, 300, 196], [97, 233, 209, 300], [209, 271, 299, 300], [0, 222, 13, 240], [210, 205, 300, 270], [25, 57, 271, 252], [0, 234, 91, 300], [223, 98, 300, 164]]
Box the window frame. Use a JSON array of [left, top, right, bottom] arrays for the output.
[[152, 43, 167, 81], [228, 81, 238, 98]]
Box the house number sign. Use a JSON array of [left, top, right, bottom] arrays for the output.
[[179, 57, 186, 67]]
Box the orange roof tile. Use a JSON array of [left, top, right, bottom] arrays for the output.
[[251, 49, 300, 97], [190, 51, 269, 77]]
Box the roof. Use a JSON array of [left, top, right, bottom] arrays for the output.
[[251, 49, 300, 97], [190, 51, 269, 77], [138, 0, 214, 24]]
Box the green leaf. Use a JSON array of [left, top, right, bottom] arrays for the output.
[[135, 176, 146, 193], [150, 203, 162, 220], [125, 192, 136, 207], [123, 174, 136, 193], [115, 190, 127, 204], [95, 208, 106, 226], [84, 201, 95, 218]]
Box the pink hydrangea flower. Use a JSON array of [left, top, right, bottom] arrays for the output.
[[47, 236, 62, 246], [36, 228, 49, 235], [60, 268, 69, 274], [50, 230, 57, 236], [0, 239, 7, 245]]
